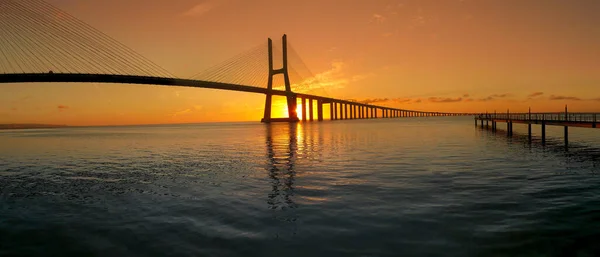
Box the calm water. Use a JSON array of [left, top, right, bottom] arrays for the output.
[[2, 117, 600, 256]]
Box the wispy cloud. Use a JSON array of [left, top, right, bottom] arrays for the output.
[[549, 95, 582, 101], [527, 92, 544, 98], [182, 1, 215, 17], [429, 97, 463, 103], [287, 61, 374, 94], [359, 98, 389, 104], [372, 14, 386, 23], [57, 105, 69, 111], [477, 93, 512, 102], [172, 105, 204, 118]]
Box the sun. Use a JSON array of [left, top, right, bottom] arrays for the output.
[[279, 103, 303, 118]]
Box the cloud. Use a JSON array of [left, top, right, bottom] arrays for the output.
[[287, 61, 373, 94], [527, 92, 544, 98], [463, 94, 470, 97], [359, 98, 389, 104], [11, 107, 17, 111], [477, 93, 512, 102], [372, 14, 386, 23], [549, 95, 582, 101], [182, 2, 215, 17], [173, 109, 192, 117], [428, 97, 463, 103], [57, 105, 69, 111], [172, 105, 204, 118]]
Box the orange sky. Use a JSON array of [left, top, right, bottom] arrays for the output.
[[1, 0, 599, 126]]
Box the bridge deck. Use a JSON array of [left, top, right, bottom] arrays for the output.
[[0, 73, 477, 116]]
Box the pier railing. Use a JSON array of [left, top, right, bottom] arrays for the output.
[[477, 113, 598, 123]]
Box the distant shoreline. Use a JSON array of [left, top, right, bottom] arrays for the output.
[[0, 124, 68, 130]]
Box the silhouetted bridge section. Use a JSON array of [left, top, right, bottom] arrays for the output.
[[475, 108, 599, 148], [0, 73, 473, 122], [0, 0, 476, 123]]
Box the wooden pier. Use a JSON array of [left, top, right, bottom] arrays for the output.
[[475, 107, 599, 148]]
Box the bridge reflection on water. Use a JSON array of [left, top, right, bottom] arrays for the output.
[[265, 123, 298, 211]]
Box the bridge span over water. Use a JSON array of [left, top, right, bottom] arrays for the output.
[[0, 0, 475, 123]]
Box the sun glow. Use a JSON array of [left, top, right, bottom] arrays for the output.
[[279, 104, 303, 118]]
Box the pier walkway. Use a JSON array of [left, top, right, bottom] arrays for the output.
[[475, 108, 599, 148]]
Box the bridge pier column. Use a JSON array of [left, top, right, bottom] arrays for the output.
[[318, 100, 324, 121], [480, 119, 484, 128], [360, 106, 364, 119], [329, 102, 334, 121], [362, 107, 366, 119], [302, 98, 307, 121], [309, 99, 314, 121], [344, 104, 348, 120]]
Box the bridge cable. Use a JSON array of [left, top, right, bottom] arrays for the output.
[[1, 0, 173, 77], [192, 43, 266, 84], [3, 1, 118, 74], [26, 0, 174, 77], [16, 0, 143, 75], [6, 1, 112, 74], [0, 4, 83, 73]]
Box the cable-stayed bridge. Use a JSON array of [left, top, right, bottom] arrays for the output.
[[0, 0, 472, 122]]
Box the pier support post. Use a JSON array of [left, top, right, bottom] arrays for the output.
[[564, 126, 569, 149], [541, 121, 546, 145], [528, 123, 532, 144]]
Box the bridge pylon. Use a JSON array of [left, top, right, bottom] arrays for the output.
[[261, 34, 299, 123]]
